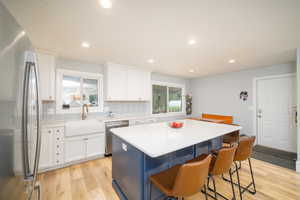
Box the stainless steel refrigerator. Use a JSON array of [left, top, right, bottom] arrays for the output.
[[0, 2, 42, 200]]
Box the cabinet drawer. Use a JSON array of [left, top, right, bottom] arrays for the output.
[[55, 142, 64, 153], [54, 142, 64, 164], [53, 127, 64, 141], [54, 153, 64, 165]]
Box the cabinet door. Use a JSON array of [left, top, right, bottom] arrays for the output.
[[39, 128, 54, 169], [64, 138, 86, 163], [54, 141, 64, 165], [86, 134, 105, 157], [37, 53, 55, 101], [106, 65, 128, 100], [127, 69, 141, 100], [139, 71, 151, 101]]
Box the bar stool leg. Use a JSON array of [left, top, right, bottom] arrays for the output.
[[248, 158, 257, 194], [234, 162, 243, 200], [212, 176, 217, 199], [229, 168, 236, 200], [207, 176, 218, 199], [203, 184, 208, 200]]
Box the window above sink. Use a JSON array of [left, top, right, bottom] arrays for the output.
[[56, 69, 103, 113]]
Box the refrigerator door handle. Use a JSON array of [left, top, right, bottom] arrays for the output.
[[22, 62, 30, 179], [22, 62, 42, 184], [32, 63, 41, 182]]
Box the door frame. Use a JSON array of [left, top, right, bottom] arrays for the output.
[[253, 73, 296, 145]]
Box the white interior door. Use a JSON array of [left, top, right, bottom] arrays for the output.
[[256, 74, 297, 152]]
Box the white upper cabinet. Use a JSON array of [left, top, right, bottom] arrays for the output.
[[139, 70, 151, 101], [105, 63, 151, 101], [105, 64, 128, 101], [37, 53, 56, 101], [127, 68, 142, 101]]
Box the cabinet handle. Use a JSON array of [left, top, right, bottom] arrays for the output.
[[56, 153, 59, 155], [57, 145, 59, 148], [57, 138, 60, 140], [56, 130, 59, 132], [49, 96, 52, 100], [56, 160, 59, 163], [48, 130, 51, 134]]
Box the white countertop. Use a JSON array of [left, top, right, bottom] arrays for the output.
[[111, 119, 242, 158], [41, 113, 188, 127]]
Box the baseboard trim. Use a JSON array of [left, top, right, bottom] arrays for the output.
[[297, 160, 300, 173], [38, 154, 105, 173]]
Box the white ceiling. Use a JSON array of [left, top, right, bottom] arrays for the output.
[[2, 0, 300, 78]]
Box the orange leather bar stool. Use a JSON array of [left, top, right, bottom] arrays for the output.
[[223, 130, 240, 147], [200, 114, 240, 147], [223, 136, 256, 200], [149, 154, 212, 200], [189, 146, 238, 200]]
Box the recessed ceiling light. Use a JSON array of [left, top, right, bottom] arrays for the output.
[[81, 42, 90, 48], [100, 0, 112, 8], [148, 59, 155, 63], [189, 69, 195, 73], [188, 39, 196, 45], [228, 59, 236, 63]]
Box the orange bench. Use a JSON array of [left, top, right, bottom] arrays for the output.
[[201, 113, 233, 124], [200, 114, 239, 146]]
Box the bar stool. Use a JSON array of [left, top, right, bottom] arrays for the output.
[[149, 154, 212, 200], [222, 130, 241, 171], [223, 136, 256, 200], [189, 145, 238, 200], [223, 130, 240, 147]]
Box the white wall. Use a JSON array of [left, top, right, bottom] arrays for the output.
[[190, 62, 296, 136], [56, 58, 104, 74], [152, 72, 190, 90], [297, 49, 300, 173]]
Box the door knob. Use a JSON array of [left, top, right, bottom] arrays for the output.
[[257, 108, 262, 118]]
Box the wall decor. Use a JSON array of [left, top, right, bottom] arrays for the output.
[[185, 94, 192, 115], [240, 91, 248, 101]]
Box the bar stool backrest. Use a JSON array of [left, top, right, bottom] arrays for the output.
[[210, 145, 237, 175], [172, 155, 212, 197], [234, 136, 256, 161]]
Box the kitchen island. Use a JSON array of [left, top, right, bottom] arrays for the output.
[[111, 119, 241, 200]]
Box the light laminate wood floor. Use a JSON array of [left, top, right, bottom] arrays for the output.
[[38, 157, 300, 200]]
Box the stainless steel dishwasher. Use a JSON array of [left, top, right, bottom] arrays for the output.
[[105, 120, 129, 156]]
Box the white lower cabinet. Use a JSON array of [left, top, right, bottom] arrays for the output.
[[39, 125, 105, 172], [64, 133, 105, 164], [64, 137, 86, 163], [39, 128, 54, 169], [86, 135, 105, 157]]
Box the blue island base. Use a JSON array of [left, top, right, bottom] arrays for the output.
[[112, 135, 223, 200]]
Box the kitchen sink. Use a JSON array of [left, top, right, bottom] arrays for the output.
[[65, 119, 105, 137]]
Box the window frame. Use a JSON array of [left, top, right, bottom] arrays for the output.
[[56, 69, 104, 114], [151, 81, 185, 116]]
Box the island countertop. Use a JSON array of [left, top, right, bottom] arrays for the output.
[[111, 119, 242, 158]]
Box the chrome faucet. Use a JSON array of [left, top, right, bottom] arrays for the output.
[[108, 111, 114, 118], [82, 104, 89, 120]]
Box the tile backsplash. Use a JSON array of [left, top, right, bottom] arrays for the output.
[[42, 101, 151, 120]]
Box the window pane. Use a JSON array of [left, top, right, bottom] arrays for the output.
[[152, 85, 167, 114], [168, 87, 182, 112], [83, 78, 98, 107], [62, 75, 81, 109]]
